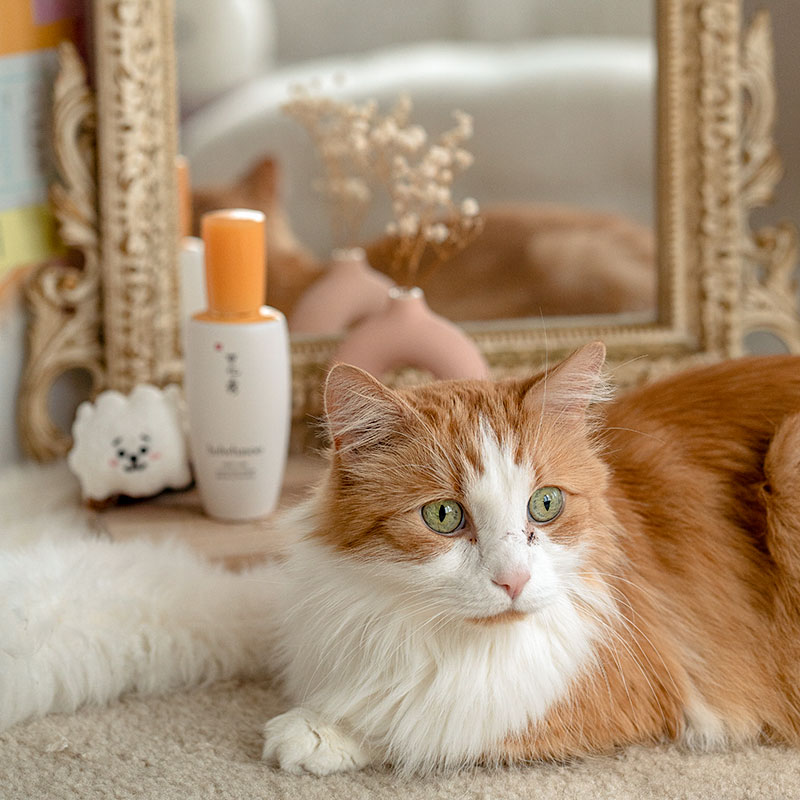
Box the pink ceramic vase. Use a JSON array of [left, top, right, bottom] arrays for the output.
[[333, 287, 489, 380], [288, 247, 395, 335]]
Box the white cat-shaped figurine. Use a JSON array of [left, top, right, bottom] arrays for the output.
[[68, 384, 191, 503]]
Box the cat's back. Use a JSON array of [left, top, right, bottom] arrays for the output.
[[602, 354, 800, 555], [568, 355, 800, 750], [605, 354, 800, 456]]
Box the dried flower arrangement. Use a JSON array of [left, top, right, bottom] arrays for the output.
[[282, 89, 483, 288]]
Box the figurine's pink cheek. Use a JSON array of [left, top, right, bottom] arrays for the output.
[[150, 452, 161, 461], [109, 459, 119, 468]]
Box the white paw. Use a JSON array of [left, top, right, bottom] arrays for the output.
[[682, 694, 728, 751], [262, 707, 370, 775]]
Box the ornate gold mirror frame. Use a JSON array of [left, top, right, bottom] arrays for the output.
[[18, 0, 799, 460]]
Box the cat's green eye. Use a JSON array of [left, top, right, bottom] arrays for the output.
[[421, 500, 464, 535], [528, 487, 564, 523]]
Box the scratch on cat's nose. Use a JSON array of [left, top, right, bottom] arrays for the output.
[[492, 569, 531, 601]]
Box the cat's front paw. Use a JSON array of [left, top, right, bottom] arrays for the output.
[[262, 707, 370, 775]]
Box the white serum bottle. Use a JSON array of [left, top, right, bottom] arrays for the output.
[[184, 209, 290, 521]]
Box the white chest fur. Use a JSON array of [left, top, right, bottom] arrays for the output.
[[273, 536, 600, 773]]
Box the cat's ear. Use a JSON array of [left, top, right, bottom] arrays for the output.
[[244, 157, 279, 194], [524, 341, 609, 420], [324, 363, 411, 457]]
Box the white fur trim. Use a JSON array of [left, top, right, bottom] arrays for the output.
[[0, 535, 280, 733]]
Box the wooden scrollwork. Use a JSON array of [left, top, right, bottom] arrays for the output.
[[738, 9, 800, 351], [94, 0, 182, 392], [18, 41, 104, 461]]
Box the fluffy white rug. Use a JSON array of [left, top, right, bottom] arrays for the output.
[[0, 460, 277, 734]]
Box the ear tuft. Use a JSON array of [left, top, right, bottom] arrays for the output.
[[324, 363, 410, 457], [526, 341, 611, 420], [249, 157, 278, 188]]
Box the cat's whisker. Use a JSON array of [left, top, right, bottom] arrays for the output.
[[592, 607, 679, 727], [566, 570, 664, 607], [565, 570, 682, 699], [603, 609, 681, 701], [608, 354, 649, 373], [531, 332, 550, 459], [577, 605, 671, 731], [602, 426, 666, 444], [382, 422, 461, 487], [585, 616, 638, 719], [558, 574, 672, 715], [353, 607, 458, 685]]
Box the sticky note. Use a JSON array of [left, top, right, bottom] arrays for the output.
[[0, 204, 65, 278]]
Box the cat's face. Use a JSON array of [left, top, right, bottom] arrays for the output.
[[318, 342, 619, 624]]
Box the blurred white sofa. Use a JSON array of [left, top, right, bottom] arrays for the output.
[[177, 0, 655, 256]]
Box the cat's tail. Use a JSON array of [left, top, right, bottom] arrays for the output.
[[0, 536, 282, 733], [763, 411, 800, 590]]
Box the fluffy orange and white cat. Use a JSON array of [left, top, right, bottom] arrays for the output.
[[261, 342, 800, 775], [7, 343, 800, 778]]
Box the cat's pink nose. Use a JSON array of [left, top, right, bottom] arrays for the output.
[[492, 569, 531, 601]]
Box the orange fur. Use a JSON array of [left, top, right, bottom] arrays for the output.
[[319, 350, 800, 761]]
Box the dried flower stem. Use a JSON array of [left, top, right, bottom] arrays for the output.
[[282, 88, 377, 248], [283, 90, 482, 286]]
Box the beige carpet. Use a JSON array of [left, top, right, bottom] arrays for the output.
[[2, 678, 800, 800]]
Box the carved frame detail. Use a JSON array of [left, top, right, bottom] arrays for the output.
[[18, 41, 104, 461], [93, 0, 182, 392], [738, 9, 800, 349]]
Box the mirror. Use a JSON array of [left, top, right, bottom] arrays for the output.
[[177, 1, 657, 326], [17, 0, 800, 460]]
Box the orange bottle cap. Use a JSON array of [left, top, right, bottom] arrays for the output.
[[201, 209, 267, 317], [176, 155, 192, 239]]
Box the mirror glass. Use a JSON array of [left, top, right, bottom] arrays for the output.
[[176, 0, 656, 330]]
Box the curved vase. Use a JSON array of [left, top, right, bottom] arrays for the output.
[[288, 247, 395, 335], [333, 287, 489, 380]]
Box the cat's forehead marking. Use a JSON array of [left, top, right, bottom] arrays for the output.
[[409, 382, 527, 476], [476, 417, 532, 480], [465, 419, 533, 534]]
